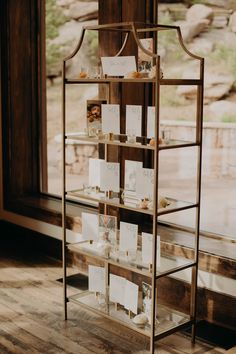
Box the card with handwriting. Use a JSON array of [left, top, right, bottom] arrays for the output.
[[89, 158, 103, 187], [147, 106, 156, 139], [88, 265, 105, 294], [124, 280, 139, 314], [126, 105, 142, 137], [109, 274, 126, 306], [102, 104, 120, 134], [136, 167, 154, 200], [101, 56, 136, 77], [125, 160, 143, 192], [100, 161, 120, 193], [119, 221, 138, 252], [142, 232, 161, 268], [82, 212, 99, 241]]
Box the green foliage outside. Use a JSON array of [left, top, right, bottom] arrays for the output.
[[46, 0, 68, 76], [158, 13, 185, 63], [222, 115, 236, 123], [161, 86, 187, 107], [46, 0, 66, 40], [86, 31, 99, 66], [46, 0, 99, 77], [189, 0, 207, 4], [209, 45, 236, 79]]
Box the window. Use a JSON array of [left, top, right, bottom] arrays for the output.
[[44, 0, 99, 195], [156, 1, 236, 240]]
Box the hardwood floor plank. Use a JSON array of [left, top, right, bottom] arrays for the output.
[[0, 269, 146, 352], [226, 348, 236, 354], [0, 342, 16, 354], [53, 315, 136, 353], [0, 320, 65, 354], [0, 284, 135, 353], [0, 328, 40, 354], [159, 333, 212, 354], [6, 316, 93, 354]]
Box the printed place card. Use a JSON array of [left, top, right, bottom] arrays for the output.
[[126, 105, 142, 137], [102, 104, 120, 134], [88, 265, 105, 294], [82, 212, 99, 241], [109, 274, 126, 306], [136, 167, 154, 200], [119, 221, 138, 252], [124, 280, 139, 315], [100, 161, 120, 193], [142, 232, 161, 268], [89, 158, 103, 187], [147, 106, 155, 139], [101, 56, 136, 77], [124, 160, 143, 192]]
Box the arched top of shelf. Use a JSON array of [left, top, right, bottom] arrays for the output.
[[63, 21, 203, 63]]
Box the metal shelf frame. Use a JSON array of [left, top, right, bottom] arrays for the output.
[[68, 241, 197, 279], [66, 189, 198, 216], [61, 21, 204, 354], [68, 291, 193, 340], [65, 134, 199, 151]]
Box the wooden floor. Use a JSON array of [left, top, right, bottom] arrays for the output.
[[0, 244, 235, 354]]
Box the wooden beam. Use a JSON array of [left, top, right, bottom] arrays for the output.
[[157, 276, 236, 331], [1, 0, 41, 205]]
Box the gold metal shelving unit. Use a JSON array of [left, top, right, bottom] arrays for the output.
[[62, 22, 204, 354]]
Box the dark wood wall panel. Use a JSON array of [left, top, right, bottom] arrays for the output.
[[1, 0, 40, 203], [157, 276, 236, 330], [98, 0, 155, 226]]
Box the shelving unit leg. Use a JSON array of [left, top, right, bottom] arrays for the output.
[[63, 245, 68, 321], [62, 59, 67, 321], [150, 55, 161, 354]]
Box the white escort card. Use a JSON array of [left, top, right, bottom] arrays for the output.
[[136, 167, 154, 200], [88, 265, 105, 294], [147, 106, 156, 139], [101, 56, 137, 77], [102, 104, 120, 134], [124, 160, 143, 192], [126, 105, 142, 137], [89, 158, 103, 187], [109, 274, 126, 306], [100, 161, 120, 193], [142, 232, 161, 268], [124, 280, 139, 314], [82, 212, 99, 241], [119, 221, 138, 252], [110, 275, 139, 315]]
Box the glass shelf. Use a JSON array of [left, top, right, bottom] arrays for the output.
[[68, 291, 191, 338], [66, 189, 197, 216], [68, 241, 196, 279], [65, 78, 202, 86], [65, 133, 198, 151]]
